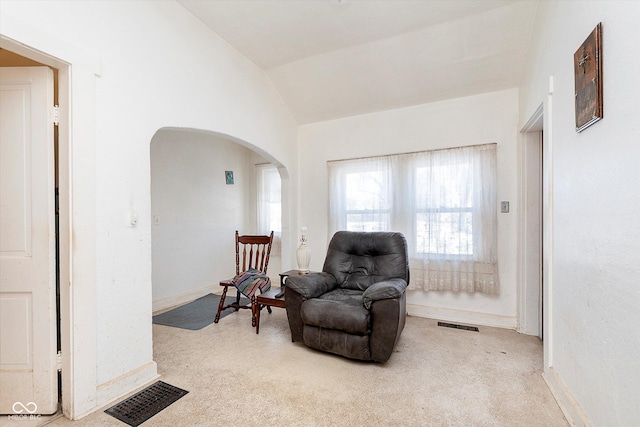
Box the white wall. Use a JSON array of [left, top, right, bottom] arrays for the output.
[[299, 89, 520, 329], [519, 1, 640, 425], [0, 0, 298, 419]]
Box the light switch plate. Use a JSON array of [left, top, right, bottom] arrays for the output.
[[128, 211, 138, 227]]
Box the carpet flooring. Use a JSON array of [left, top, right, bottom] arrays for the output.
[[40, 307, 567, 427]]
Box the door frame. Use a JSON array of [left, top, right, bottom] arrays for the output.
[[1, 16, 101, 419], [519, 104, 544, 338], [519, 88, 555, 372]]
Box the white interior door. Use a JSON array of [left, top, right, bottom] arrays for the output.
[[0, 67, 57, 415]]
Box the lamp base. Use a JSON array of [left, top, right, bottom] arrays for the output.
[[296, 245, 310, 274]]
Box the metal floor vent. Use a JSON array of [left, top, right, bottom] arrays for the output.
[[105, 381, 188, 427], [438, 321, 479, 332]]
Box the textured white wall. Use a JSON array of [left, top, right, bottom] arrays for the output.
[[299, 89, 520, 328], [0, 0, 298, 418], [520, 1, 640, 424]]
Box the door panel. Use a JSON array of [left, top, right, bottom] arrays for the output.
[[0, 84, 31, 256], [0, 67, 57, 414]]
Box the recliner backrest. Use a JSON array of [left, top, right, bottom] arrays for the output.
[[322, 231, 409, 291]]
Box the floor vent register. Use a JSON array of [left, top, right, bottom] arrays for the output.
[[105, 381, 189, 426], [437, 321, 479, 332]]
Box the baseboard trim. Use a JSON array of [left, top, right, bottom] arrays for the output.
[[152, 284, 217, 313], [407, 303, 517, 330], [543, 367, 591, 426], [73, 361, 159, 420]]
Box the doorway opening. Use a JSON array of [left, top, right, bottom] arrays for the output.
[[520, 106, 544, 339], [2, 22, 104, 420], [149, 128, 288, 315]]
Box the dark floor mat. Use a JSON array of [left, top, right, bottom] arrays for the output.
[[104, 381, 188, 427], [153, 293, 249, 330]]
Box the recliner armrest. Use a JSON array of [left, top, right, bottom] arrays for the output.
[[285, 272, 338, 299], [362, 278, 407, 309]]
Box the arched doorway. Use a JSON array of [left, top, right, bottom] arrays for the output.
[[149, 127, 289, 312]]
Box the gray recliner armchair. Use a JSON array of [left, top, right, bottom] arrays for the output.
[[285, 231, 409, 362]]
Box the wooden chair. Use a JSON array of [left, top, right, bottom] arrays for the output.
[[214, 231, 274, 328]]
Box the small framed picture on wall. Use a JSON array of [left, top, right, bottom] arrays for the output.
[[225, 171, 234, 185]]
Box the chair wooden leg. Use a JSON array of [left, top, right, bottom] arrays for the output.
[[235, 290, 241, 311], [255, 300, 261, 334], [214, 286, 228, 323], [251, 296, 257, 328]]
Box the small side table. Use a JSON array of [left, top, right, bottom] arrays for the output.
[[279, 269, 311, 287], [255, 288, 286, 334], [255, 270, 316, 334]]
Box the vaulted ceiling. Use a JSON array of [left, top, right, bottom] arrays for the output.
[[178, 0, 538, 124]]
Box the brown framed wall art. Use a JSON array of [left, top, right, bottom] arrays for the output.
[[574, 23, 603, 132]]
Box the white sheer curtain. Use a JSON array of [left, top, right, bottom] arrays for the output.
[[328, 144, 499, 294], [328, 155, 397, 233], [256, 164, 281, 255], [411, 145, 498, 293]]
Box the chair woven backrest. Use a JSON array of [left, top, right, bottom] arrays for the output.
[[235, 230, 274, 275]]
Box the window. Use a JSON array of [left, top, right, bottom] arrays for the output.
[[345, 169, 391, 232], [415, 161, 473, 257], [256, 165, 281, 235], [328, 144, 499, 294], [328, 155, 396, 234]]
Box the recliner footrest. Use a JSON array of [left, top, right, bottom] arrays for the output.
[[303, 325, 371, 361]]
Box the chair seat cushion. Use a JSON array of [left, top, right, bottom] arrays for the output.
[[301, 290, 370, 335], [318, 288, 365, 306]]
